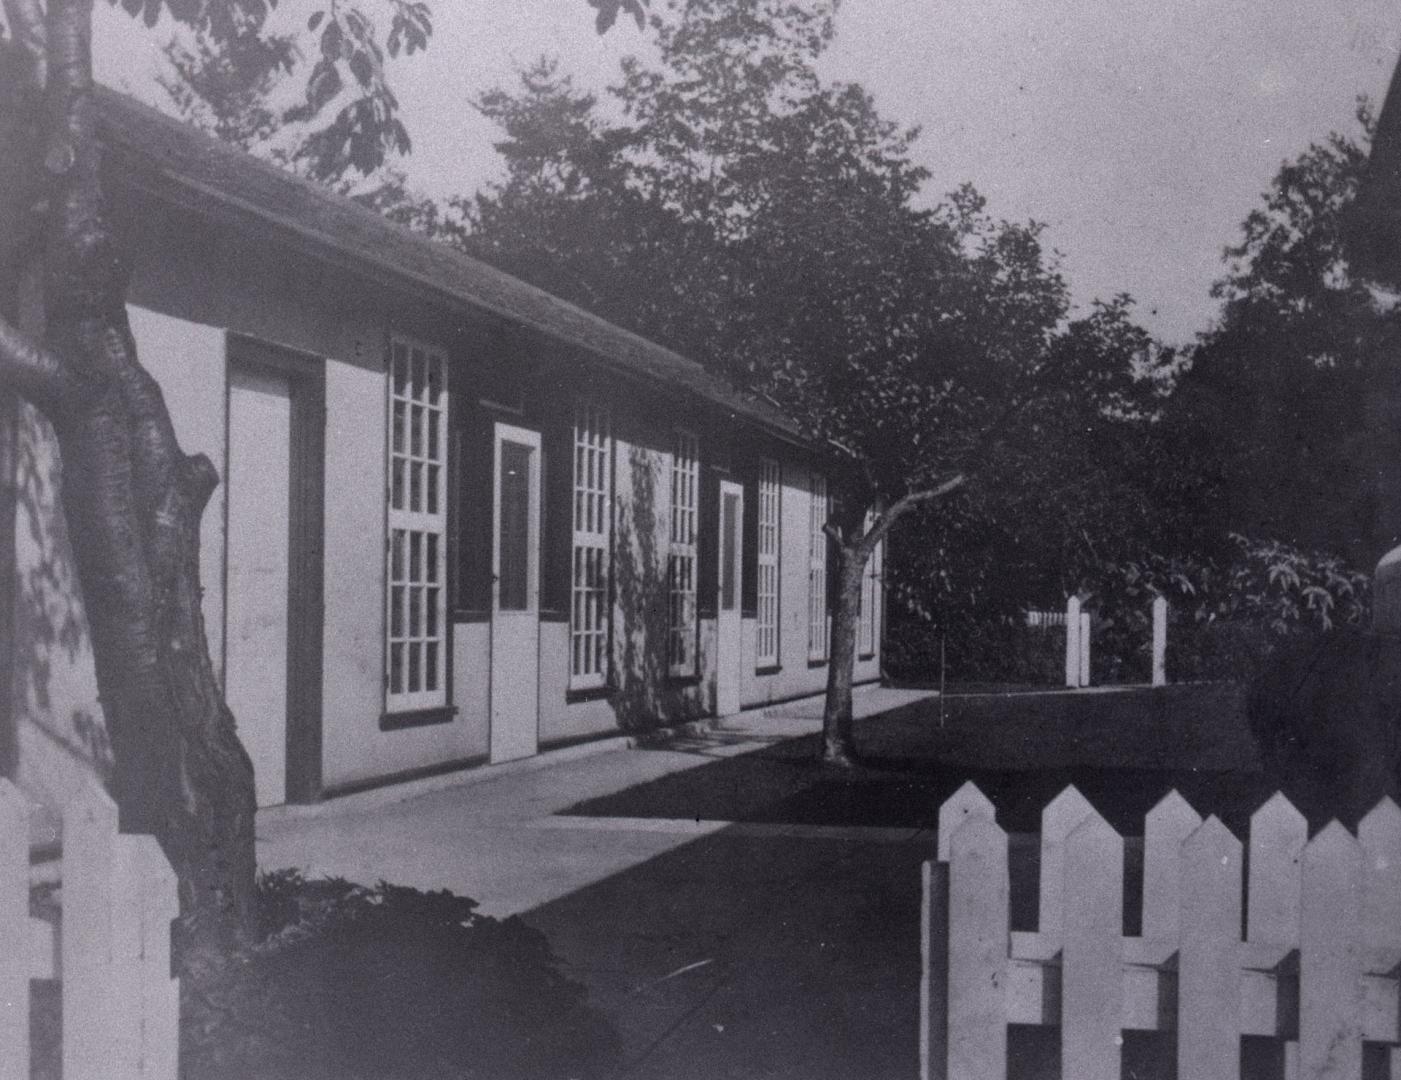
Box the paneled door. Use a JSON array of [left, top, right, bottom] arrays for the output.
[[715, 480, 744, 716], [225, 366, 292, 806], [490, 422, 541, 763]]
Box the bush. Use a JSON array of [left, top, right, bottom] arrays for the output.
[[183, 872, 619, 1080], [1091, 534, 1369, 683], [882, 613, 1065, 686], [886, 533, 1371, 686]]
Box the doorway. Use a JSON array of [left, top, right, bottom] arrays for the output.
[[490, 422, 541, 763], [223, 340, 324, 806], [716, 479, 744, 716]]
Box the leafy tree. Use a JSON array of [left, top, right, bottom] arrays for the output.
[[0, 0, 642, 963], [1166, 107, 1401, 569], [466, 0, 1168, 762]]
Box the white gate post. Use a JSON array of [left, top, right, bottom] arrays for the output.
[[1065, 597, 1081, 688], [1151, 596, 1167, 687], [1078, 612, 1091, 688]]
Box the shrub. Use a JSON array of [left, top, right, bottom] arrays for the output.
[[886, 533, 1371, 686], [1091, 534, 1369, 682], [183, 871, 619, 1080]]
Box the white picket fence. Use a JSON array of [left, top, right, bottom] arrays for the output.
[[1, 778, 180, 1080], [1027, 596, 1170, 688], [921, 781, 1401, 1080]]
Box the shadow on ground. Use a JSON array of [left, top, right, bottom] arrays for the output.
[[520, 682, 1301, 1079], [567, 682, 1284, 837]]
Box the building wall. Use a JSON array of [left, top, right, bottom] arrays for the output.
[[9, 193, 884, 811]]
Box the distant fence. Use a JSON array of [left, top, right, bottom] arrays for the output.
[[1026, 596, 1168, 688], [1, 778, 179, 1080], [921, 781, 1401, 1080]]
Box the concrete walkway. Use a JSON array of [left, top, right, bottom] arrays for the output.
[[256, 685, 933, 917], [257, 686, 938, 1079]]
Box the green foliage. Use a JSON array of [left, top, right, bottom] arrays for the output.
[[182, 870, 619, 1080], [1164, 106, 1401, 566], [1091, 535, 1370, 682], [144, 0, 641, 183], [467, 0, 1166, 557]]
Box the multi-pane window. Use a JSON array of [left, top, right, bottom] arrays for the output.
[[571, 404, 611, 689], [859, 536, 882, 657], [667, 431, 699, 676], [808, 472, 829, 662], [756, 459, 781, 668], [387, 337, 448, 712]]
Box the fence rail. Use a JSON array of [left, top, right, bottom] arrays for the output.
[[0, 778, 179, 1080], [921, 781, 1401, 1080]]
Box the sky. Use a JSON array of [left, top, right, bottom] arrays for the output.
[[94, 0, 1401, 346]]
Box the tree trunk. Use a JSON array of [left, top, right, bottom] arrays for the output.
[[0, 0, 257, 966], [820, 542, 867, 765]]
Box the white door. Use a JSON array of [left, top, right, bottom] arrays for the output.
[[225, 367, 291, 807], [716, 480, 744, 716], [490, 422, 541, 763]]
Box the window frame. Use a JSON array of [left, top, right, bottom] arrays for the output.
[[570, 403, 612, 691], [756, 458, 782, 669], [667, 429, 700, 677], [385, 335, 450, 715], [807, 471, 829, 663]]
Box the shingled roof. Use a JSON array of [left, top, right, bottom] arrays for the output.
[[95, 88, 801, 441]]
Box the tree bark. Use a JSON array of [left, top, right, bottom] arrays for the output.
[[817, 474, 966, 765], [820, 543, 867, 765], [0, 0, 257, 965]]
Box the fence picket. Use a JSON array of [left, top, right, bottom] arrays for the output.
[[1061, 810, 1123, 1080], [1299, 822, 1364, 1080], [921, 860, 947, 1080], [112, 836, 180, 1078], [1066, 597, 1082, 688], [938, 781, 996, 863], [1038, 785, 1095, 940], [1358, 797, 1401, 948], [1143, 789, 1202, 941], [1177, 816, 1242, 1080], [1248, 793, 1306, 945], [947, 816, 1008, 1080], [63, 781, 119, 1080], [0, 781, 28, 1080], [1151, 596, 1168, 686]]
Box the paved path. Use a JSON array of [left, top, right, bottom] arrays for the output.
[[257, 686, 939, 1079]]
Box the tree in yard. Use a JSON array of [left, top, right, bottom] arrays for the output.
[[465, 0, 1146, 763], [0, 0, 644, 967], [1165, 105, 1401, 568]]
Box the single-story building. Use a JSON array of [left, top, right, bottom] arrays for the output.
[[1, 89, 883, 811]]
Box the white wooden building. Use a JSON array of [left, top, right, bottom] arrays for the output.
[[0, 90, 883, 811]]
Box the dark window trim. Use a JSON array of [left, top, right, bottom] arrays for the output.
[[807, 658, 828, 670], [379, 705, 459, 731], [454, 608, 490, 624], [755, 663, 782, 677], [667, 673, 703, 688], [540, 608, 570, 624], [858, 652, 876, 662]]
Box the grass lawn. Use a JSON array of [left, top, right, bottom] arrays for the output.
[[569, 682, 1284, 838]]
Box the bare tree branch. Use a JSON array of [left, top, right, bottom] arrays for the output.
[[0, 311, 82, 414]]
